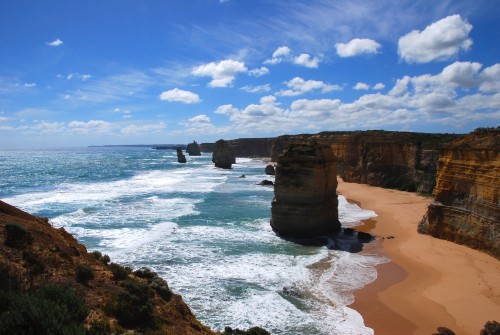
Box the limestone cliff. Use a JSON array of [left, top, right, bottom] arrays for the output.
[[272, 131, 460, 193], [212, 139, 236, 169], [177, 147, 187, 163], [270, 139, 341, 238], [419, 128, 500, 258]]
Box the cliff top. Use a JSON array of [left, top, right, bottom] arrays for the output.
[[446, 127, 499, 150]]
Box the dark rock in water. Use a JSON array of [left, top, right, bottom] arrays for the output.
[[271, 139, 340, 238], [212, 139, 236, 169], [433, 327, 456, 335], [265, 164, 275, 175], [239, 175, 246, 178], [357, 231, 372, 241], [176, 147, 186, 163], [344, 228, 355, 236], [282, 285, 302, 298], [481, 321, 500, 335], [186, 140, 201, 156], [258, 180, 274, 186]]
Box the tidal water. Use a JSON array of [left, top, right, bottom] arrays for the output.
[[0, 147, 385, 335]]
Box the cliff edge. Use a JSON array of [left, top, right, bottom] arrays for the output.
[[419, 128, 500, 258]]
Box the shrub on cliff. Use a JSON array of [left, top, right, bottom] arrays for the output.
[[0, 284, 88, 335], [108, 278, 155, 328], [4, 222, 33, 248], [223, 326, 271, 335], [109, 262, 131, 281], [76, 264, 95, 285]]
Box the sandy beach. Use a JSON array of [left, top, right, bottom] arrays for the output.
[[337, 179, 500, 335]]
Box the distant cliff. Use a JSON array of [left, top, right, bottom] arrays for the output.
[[419, 128, 500, 258], [272, 131, 461, 193], [271, 139, 340, 238]]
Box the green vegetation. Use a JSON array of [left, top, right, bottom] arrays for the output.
[[76, 264, 95, 285], [108, 278, 155, 328], [4, 222, 33, 248], [0, 284, 89, 335], [109, 262, 131, 281]]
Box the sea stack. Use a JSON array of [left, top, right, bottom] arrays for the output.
[[270, 139, 341, 238], [176, 147, 186, 163], [212, 139, 236, 169], [418, 128, 500, 258], [186, 140, 201, 156]]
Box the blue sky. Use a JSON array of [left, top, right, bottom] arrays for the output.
[[1, 0, 499, 148]]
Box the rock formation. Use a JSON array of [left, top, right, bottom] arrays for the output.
[[176, 147, 186, 163], [270, 139, 341, 238], [186, 141, 201, 156], [265, 164, 275, 175], [419, 128, 500, 258], [272, 131, 460, 193], [212, 139, 236, 169]]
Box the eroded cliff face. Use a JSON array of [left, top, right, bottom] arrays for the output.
[[419, 129, 500, 258], [272, 131, 460, 193], [270, 140, 341, 238]]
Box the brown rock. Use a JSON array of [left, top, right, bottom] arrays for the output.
[[176, 147, 186, 163], [186, 141, 201, 156], [270, 139, 341, 238], [265, 164, 275, 175], [212, 139, 236, 169], [419, 128, 500, 259]]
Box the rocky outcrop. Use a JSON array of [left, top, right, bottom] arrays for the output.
[[0, 200, 215, 335], [270, 139, 341, 238], [176, 147, 186, 163], [272, 131, 461, 193], [265, 165, 275, 175], [212, 139, 236, 169], [419, 128, 500, 258], [227, 138, 275, 157], [186, 141, 201, 156]]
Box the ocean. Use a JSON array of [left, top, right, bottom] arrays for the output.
[[0, 146, 386, 335]]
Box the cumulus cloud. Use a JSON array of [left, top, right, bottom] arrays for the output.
[[373, 83, 385, 90], [293, 54, 322, 68], [248, 67, 270, 77], [354, 82, 370, 90], [479, 64, 500, 93], [335, 38, 381, 57], [277, 77, 342, 96], [159, 88, 201, 104], [121, 122, 166, 135], [192, 59, 247, 87], [398, 15, 473, 63], [264, 46, 292, 65], [46, 38, 63, 47]]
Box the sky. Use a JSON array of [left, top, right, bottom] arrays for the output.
[[1, 0, 499, 148]]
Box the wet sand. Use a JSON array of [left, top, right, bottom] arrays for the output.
[[338, 179, 500, 335]]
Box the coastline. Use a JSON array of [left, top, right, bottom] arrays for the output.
[[337, 178, 500, 335]]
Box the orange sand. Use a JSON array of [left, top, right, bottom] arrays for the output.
[[337, 179, 500, 335]]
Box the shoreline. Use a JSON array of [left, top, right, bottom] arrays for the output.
[[338, 179, 500, 335]]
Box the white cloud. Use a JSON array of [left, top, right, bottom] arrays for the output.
[[67, 73, 92, 81], [354, 82, 370, 90], [248, 67, 270, 77], [398, 15, 473, 63], [265, 46, 292, 65], [479, 64, 500, 93], [46, 38, 63, 47], [192, 59, 247, 87], [68, 120, 114, 134], [277, 77, 342, 96], [23, 83, 37, 88], [188, 114, 211, 124], [214, 104, 240, 115], [373, 83, 385, 90], [240, 84, 271, 93], [121, 122, 166, 135], [290, 99, 341, 118], [293, 54, 322, 68], [335, 38, 381, 57], [159, 88, 201, 104]]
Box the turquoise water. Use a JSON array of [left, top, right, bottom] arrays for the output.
[[0, 147, 384, 334]]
